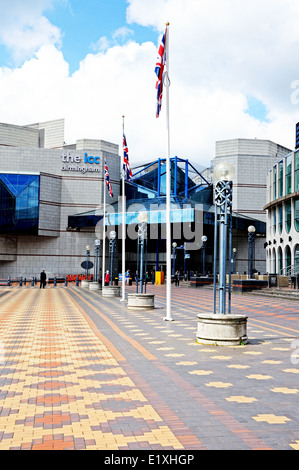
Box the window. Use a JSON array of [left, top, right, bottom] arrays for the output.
[[278, 161, 283, 197], [278, 246, 283, 274], [285, 201, 292, 233], [285, 155, 292, 195], [285, 245, 291, 273], [278, 204, 283, 234], [295, 152, 299, 192], [273, 207, 276, 234], [273, 166, 277, 200], [0, 174, 39, 234], [295, 244, 299, 274], [295, 198, 299, 232]]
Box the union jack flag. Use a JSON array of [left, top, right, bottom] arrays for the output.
[[104, 158, 113, 198], [155, 26, 167, 118], [123, 133, 133, 181]]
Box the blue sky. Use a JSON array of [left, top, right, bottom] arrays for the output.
[[0, 0, 298, 165], [44, 0, 157, 73]]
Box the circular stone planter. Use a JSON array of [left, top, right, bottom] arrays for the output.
[[102, 286, 121, 297], [196, 313, 248, 346], [81, 280, 90, 288], [127, 293, 155, 310], [89, 281, 101, 291]]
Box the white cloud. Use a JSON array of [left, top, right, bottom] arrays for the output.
[[0, 0, 61, 63], [0, 0, 299, 170]]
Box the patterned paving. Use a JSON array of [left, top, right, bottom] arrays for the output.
[[0, 284, 298, 450]]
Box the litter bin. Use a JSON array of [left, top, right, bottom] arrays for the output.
[[268, 274, 278, 288], [114, 277, 118, 286], [129, 277, 132, 286]]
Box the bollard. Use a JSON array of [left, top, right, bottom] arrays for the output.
[[65, 277, 67, 286], [19, 276, 22, 287], [54, 277, 57, 287], [24, 277, 27, 286], [31, 277, 34, 287], [7, 277, 10, 287], [76, 275, 79, 287]]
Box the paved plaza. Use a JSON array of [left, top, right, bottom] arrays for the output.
[[0, 283, 298, 451]]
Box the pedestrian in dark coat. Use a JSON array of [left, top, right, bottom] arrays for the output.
[[40, 270, 47, 289]]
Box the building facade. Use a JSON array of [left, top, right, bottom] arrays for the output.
[[264, 150, 299, 275], [195, 138, 292, 275], [0, 120, 120, 279]]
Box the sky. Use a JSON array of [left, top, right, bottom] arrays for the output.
[[1, 0, 299, 169]]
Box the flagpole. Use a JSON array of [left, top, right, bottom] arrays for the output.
[[164, 23, 173, 322], [102, 159, 106, 289], [121, 116, 126, 301]]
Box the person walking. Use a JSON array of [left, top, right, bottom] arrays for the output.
[[174, 270, 180, 287], [40, 270, 47, 289]]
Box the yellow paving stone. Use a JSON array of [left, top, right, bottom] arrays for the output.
[[270, 387, 298, 394], [227, 364, 250, 369], [289, 440, 299, 450], [246, 374, 272, 380], [242, 351, 263, 355], [205, 381, 233, 388], [261, 360, 282, 364], [189, 370, 213, 376], [282, 368, 299, 374], [211, 355, 232, 360], [165, 353, 185, 357], [225, 396, 257, 403], [252, 414, 291, 424]]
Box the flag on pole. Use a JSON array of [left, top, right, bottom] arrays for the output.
[[123, 133, 133, 181], [155, 26, 167, 118], [104, 158, 113, 198]]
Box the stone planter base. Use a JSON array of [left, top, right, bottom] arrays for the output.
[[81, 280, 90, 288], [102, 286, 121, 297], [197, 313, 248, 346], [89, 282, 101, 291], [127, 293, 155, 309]]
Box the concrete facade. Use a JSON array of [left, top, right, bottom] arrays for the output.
[[0, 121, 120, 279], [194, 138, 292, 275], [264, 150, 299, 275]]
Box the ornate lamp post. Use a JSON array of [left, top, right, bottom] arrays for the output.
[[137, 211, 148, 294], [85, 245, 90, 279], [248, 225, 256, 279], [201, 235, 207, 275], [172, 242, 177, 276], [94, 239, 101, 282], [109, 231, 117, 286], [232, 248, 237, 274], [197, 161, 248, 346]]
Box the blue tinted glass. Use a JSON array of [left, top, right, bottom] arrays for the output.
[[0, 174, 39, 234]]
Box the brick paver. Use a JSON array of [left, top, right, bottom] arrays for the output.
[[0, 283, 298, 450]]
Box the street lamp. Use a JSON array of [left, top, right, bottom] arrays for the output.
[[213, 161, 235, 314], [248, 225, 256, 279], [137, 211, 148, 294], [201, 235, 207, 276], [85, 245, 90, 280], [94, 239, 101, 282], [172, 242, 177, 276], [232, 248, 237, 274], [109, 231, 117, 286]]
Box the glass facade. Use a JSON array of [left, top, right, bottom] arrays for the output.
[[285, 155, 292, 195], [278, 204, 283, 234], [295, 152, 299, 192], [285, 201, 292, 233], [295, 198, 299, 232], [0, 174, 39, 234], [278, 161, 283, 197], [273, 166, 277, 200]]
